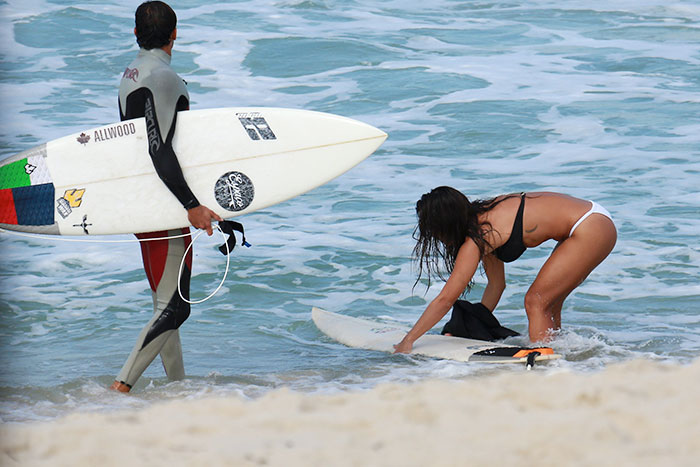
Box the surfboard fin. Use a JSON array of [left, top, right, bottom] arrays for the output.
[[526, 352, 539, 370], [218, 220, 251, 255]]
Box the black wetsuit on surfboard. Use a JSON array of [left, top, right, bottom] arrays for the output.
[[114, 47, 196, 389]]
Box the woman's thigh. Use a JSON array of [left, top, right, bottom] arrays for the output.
[[527, 214, 616, 309]]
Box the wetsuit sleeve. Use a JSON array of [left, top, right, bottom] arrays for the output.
[[120, 86, 200, 211], [143, 92, 200, 210]]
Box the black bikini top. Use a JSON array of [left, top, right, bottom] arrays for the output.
[[493, 193, 527, 263]]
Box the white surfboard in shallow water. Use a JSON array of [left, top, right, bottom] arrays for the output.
[[0, 107, 387, 235], [312, 307, 561, 365]]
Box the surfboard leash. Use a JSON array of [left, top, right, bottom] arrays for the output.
[[178, 221, 251, 305], [217, 220, 251, 255], [1, 221, 252, 305], [0, 227, 192, 243]]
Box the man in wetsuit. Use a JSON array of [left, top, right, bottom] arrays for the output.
[[110, 1, 222, 393]]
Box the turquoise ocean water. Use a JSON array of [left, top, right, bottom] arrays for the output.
[[1, 0, 699, 423]]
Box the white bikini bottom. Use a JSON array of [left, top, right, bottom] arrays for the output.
[[569, 200, 613, 237]]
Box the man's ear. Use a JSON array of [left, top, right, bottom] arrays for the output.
[[170, 28, 177, 42]]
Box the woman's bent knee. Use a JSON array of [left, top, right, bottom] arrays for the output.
[[524, 291, 558, 340], [524, 290, 549, 317]]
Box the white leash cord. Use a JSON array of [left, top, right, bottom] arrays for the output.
[[177, 224, 230, 305], [1, 226, 232, 304], [0, 227, 192, 243]]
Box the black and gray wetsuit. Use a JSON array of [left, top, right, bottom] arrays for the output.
[[115, 48, 195, 388]]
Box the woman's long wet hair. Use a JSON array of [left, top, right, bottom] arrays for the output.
[[412, 186, 512, 291]]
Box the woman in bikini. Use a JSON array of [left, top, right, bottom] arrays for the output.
[[393, 186, 617, 352]]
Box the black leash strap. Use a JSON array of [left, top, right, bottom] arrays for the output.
[[218, 220, 251, 255]]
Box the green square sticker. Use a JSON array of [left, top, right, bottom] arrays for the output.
[[0, 158, 31, 190]]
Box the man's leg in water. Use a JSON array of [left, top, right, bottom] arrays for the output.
[[111, 228, 192, 392]]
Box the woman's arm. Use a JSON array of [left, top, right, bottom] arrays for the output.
[[394, 239, 481, 353], [480, 254, 505, 312]]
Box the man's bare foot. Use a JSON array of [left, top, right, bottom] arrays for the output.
[[110, 381, 131, 393]]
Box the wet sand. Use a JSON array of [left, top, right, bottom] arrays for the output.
[[2, 358, 698, 467]]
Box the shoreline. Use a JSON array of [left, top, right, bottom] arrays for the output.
[[2, 358, 699, 467]]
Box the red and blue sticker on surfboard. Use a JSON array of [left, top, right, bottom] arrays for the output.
[[0, 151, 55, 227]]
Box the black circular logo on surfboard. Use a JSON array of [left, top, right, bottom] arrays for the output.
[[214, 171, 255, 212]]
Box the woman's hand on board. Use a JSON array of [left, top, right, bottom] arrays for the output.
[[393, 337, 413, 354]]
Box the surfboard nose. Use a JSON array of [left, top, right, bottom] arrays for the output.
[[360, 123, 387, 154], [321, 112, 387, 157], [358, 120, 388, 142], [369, 126, 388, 145], [300, 108, 387, 145]]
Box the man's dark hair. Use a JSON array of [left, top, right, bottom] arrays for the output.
[[135, 1, 177, 50]]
